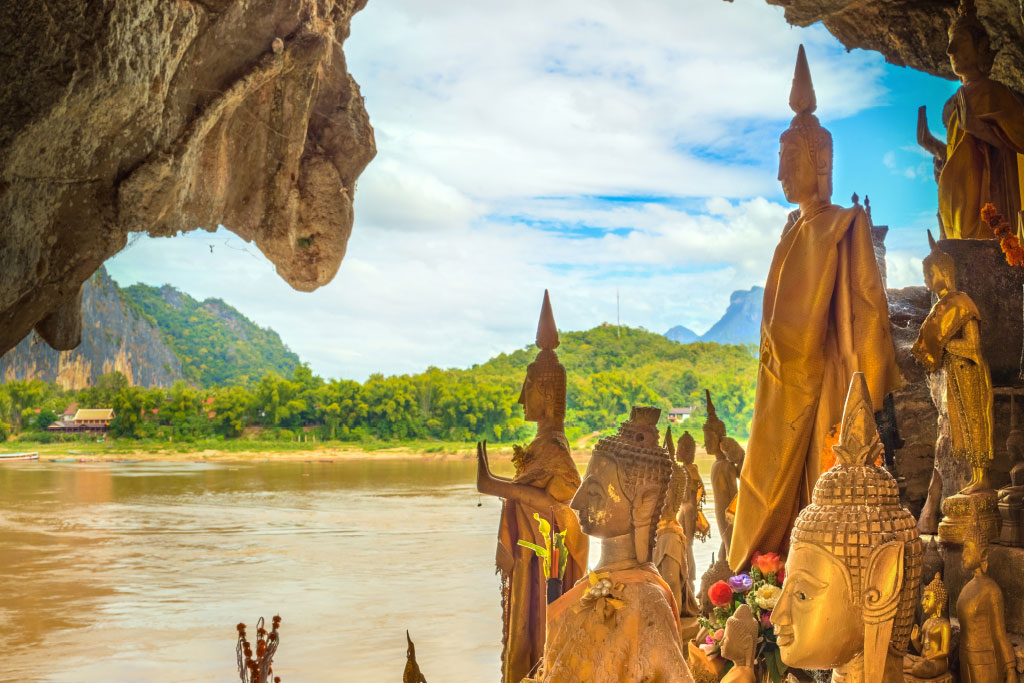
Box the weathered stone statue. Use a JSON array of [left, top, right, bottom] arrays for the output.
[[956, 521, 1019, 683], [655, 426, 701, 639], [998, 393, 1024, 546], [677, 430, 711, 591], [404, 631, 428, 683], [706, 390, 738, 557], [771, 373, 922, 683], [720, 604, 759, 683], [917, 0, 1024, 240], [730, 45, 901, 570], [475, 291, 588, 683], [525, 407, 694, 683], [903, 573, 951, 683], [912, 233, 1000, 544]]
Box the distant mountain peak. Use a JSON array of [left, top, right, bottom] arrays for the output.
[[664, 325, 699, 344], [664, 286, 763, 346]]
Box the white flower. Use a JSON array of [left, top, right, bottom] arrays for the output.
[[755, 584, 781, 610]]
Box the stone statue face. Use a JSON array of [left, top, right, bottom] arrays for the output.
[[962, 539, 986, 571], [570, 455, 632, 539], [778, 138, 819, 206], [772, 542, 864, 670], [720, 618, 751, 664], [947, 27, 984, 81], [922, 588, 938, 617], [518, 374, 545, 422], [703, 424, 721, 455]]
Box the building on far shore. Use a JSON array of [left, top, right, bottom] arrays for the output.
[[47, 408, 115, 435], [667, 406, 694, 423]]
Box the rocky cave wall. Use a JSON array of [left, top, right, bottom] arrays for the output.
[[766, 0, 1024, 94], [0, 0, 375, 357]]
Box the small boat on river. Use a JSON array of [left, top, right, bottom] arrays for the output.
[[0, 451, 39, 461]]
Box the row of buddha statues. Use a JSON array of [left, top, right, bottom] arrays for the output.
[[468, 2, 1024, 681]]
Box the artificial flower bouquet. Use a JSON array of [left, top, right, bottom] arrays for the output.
[[698, 551, 788, 682]]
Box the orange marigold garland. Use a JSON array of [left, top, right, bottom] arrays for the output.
[[983, 202, 1024, 267]]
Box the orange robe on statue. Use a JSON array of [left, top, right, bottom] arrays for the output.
[[497, 430, 587, 683], [728, 204, 900, 571]]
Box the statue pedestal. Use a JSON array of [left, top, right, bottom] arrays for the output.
[[903, 671, 952, 683], [937, 491, 1001, 545]]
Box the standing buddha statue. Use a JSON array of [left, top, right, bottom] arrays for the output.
[[730, 45, 900, 571], [771, 372, 923, 683], [677, 431, 711, 596], [957, 519, 1018, 683], [706, 390, 738, 558], [525, 407, 694, 683], [903, 573, 951, 682], [476, 290, 588, 683], [917, 0, 1024, 240], [654, 426, 701, 640]]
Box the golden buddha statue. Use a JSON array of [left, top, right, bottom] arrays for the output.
[[720, 604, 759, 683], [903, 573, 951, 682], [655, 426, 701, 639], [525, 407, 694, 683], [677, 430, 711, 592], [706, 390, 738, 557], [956, 520, 1019, 683], [476, 290, 588, 683], [730, 45, 901, 571], [917, 0, 1024, 240], [771, 372, 922, 683]]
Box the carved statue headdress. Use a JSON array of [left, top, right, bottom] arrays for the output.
[[704, 389, 726, 440], [949, 0, 996, 74], [523, 290, 566, 420], [780, 45, 833, 201], [791, 373, 923, 683], [923, 230, 956, 288], [923, 573, 948, 617], [592, 407, 674, 561]]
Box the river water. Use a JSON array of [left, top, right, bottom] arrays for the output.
[[0, 455, 720, 682]]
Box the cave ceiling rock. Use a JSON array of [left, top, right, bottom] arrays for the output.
[[0, 0, 376, 357]]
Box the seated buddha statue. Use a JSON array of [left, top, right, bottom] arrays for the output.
[[720, 604, 759, 683], [525, 407, 694, 683], [771, 372, 923, 683], [903, 573, 951, 681]]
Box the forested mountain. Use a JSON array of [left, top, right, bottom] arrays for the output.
[[123, 283, 299, 387], [0, 324, 757, 443]]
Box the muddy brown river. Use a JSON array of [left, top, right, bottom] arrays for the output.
[[0, 456, 720, 681]]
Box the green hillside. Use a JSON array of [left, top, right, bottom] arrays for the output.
[[121, 284, 300, 387]]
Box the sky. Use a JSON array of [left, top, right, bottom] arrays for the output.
[[105, 0, 960, 382]]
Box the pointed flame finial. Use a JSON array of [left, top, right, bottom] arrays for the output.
[[664, 425, 675, 458], [789, 44, 817, 117], [927, 229, 938, 251], [536, 290, 559, 351], [832, 372, 883, 467], [705, 389, 718, 421]]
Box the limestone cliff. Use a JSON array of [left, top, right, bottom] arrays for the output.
[[767, 0, 1024, 93], [0, 267, 182, 390], [0, 0, 376, 357]]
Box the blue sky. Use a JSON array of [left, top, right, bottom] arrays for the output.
[[106, 0, 960, 381]]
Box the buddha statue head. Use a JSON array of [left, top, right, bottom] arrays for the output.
[[570, 407, 673, 563], [947, 0, 996, 82], [678, 431, 697, 466], [921, 573, 947, 620], [779, 45, 833, 207], [703, 390, 726, 456], [922, 230, 956, 296], [772, 373, 923, 683], [519, 290, 566, 425], [721, 604, 759, 668], [962, 517, 991, 574]]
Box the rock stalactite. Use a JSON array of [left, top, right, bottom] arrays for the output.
[[0, 0, 376, 357]]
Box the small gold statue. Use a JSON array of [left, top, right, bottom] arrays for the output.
[[525, 407, 694, 683], [771, 372, 923, 683], [998, 393, 1024, 546], [677, 431, 711, 592], [916, 0, 1024, 240], [903, 574, 951, 682], [476, 291, 588, 683], [706, 390, 738, 557], [957, 520, 1019, 683], [720, 604, 759, 683], [654, 426, 701, 640], [730, 45, 901, 571]]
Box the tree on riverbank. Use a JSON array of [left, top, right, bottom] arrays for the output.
[[0, 325, 756, 444]]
